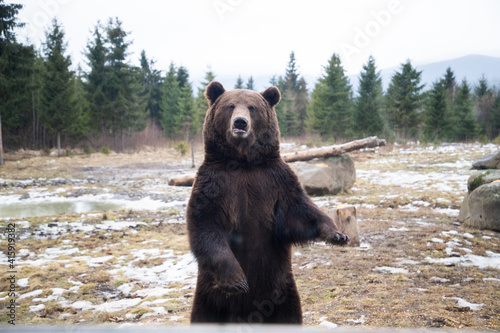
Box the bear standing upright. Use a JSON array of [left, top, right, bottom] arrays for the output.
[[187, 81, 349, 324]]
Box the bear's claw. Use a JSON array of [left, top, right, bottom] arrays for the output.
[[326, 232, 350, 245], [213, 279, 250, 296]]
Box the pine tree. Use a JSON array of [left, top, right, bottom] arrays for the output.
[[385, 60, 424, 140], [177, 66, 189, 88], [491, 91, 500, 139], [0, 0, 34, 163], [307, 53, 352, 139], [84, 23, 108, 135], [285, 51, 299, 92], [491, 93, 500, 140], [103, 17, 146, 150], [423, 80, 447, 141], [474, 76, 495, 138], [40, 18, 76, 157], [443, 67, 456, 102], [139, 50, 163, 126], [234, 75, 244, 89], [160, 62, 181, 138], [176, 78, 198, 142], [246, 76, 255, 90], [71, 66, 90, 142], [294, 77, 309, 136], [453, 79, 478, 141], [354, 55, 383, 137], [196, 68, 216, 128]]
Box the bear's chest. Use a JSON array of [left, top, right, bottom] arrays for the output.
[[220, 168, 278, 230]]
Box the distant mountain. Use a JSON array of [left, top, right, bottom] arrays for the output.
[[350, 54, 500, 93]]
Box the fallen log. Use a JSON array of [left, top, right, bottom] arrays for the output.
[[281, 136, 386, 163], [168, 136, 386, 186], [168, 175, 195, 187]]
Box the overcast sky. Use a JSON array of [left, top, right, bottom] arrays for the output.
[[8, 0, 500, 90]]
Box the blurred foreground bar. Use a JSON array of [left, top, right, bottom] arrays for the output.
[[0, 325, 491, 333]]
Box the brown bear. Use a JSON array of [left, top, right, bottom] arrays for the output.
[[186, 81, 349, 324]]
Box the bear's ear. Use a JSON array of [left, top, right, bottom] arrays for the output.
[[261, 86, 281, 107], [205, 81, 225, 106]]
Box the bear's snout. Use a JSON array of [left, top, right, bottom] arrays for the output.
[[233, 117, 248, 131], [230, 106, 252, 138]]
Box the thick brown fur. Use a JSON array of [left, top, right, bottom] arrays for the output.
[[186, 81, 349, 324]]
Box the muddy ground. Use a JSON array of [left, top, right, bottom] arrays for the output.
[[0, 142, 499, 329]]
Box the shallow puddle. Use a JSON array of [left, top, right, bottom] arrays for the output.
[[0, 201, 121, 219]]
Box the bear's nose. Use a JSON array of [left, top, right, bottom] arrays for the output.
[[233, 117, 248, 130]]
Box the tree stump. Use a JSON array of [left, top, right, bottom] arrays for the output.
[[323, 205, 359, 247]]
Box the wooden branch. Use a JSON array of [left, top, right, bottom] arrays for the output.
[[168, 136, 386, 186], [168, 175, 195, 187], [281, 136, 386, 163]]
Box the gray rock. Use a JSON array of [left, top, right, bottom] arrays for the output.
[[472, 151, 500, 169], [459, 170, 500, 227], [467, 170, 500, 193], [457, 192, 470, 224], [467, 182, 500, 232], [289, 154, 356, 195]]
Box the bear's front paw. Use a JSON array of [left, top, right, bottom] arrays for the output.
[[325, 232, 350, 245], [213, 275, 249, 297]]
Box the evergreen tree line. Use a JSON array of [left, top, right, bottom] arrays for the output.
[[2, 3, 500, 164]]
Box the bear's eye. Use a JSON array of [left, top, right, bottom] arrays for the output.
[[248, 106, 255, 112], [228, 104, 235, 110]]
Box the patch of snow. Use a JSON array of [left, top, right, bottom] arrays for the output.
[[93, 298, 142, 313], [444, 296, 484, 311], [430, 277, 450, 283], [110, 252, 198, 285], [431, 238, 444, 243], [70, 300, 95, 311], [425, 251, 500, 270], [346, 315, 366, 324], [433, 207, 459, 216], [374, 266, 409, 274], [131, 248, 162, 260], [19, 289, 43, 300], [29, 304, 45, 312], [483, 278, 500, 282], [52, 288, 67, 296], [319, 320, 338, 329], [389, 227, 410, 232], [293, 252, 302, 257], [135, 287, 176, 298], [396, 259, 419, 266], [117, 283, 135, 295], [142, 306, 169, 317], [360, 242, 372, 250], [442, 230, 459, 237], [18, 278, 29, 287], [463, 233, 475, 239]]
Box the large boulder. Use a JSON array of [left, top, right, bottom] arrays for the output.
[[468, 182, 500, 232], [467, 170, 500, 192], [472, 151, 500, 169], [289, 154, 356, 195], [459, 170, 500, 231]]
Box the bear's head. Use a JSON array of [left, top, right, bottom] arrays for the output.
[[203, 81, 281, 164]]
